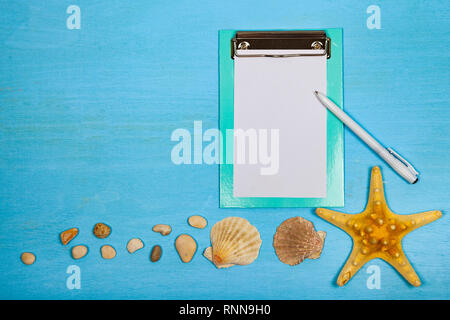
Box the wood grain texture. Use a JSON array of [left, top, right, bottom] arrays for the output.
[[0, 0, 448, 299]]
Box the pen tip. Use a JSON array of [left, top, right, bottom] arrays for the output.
[[314, 90, 319, 95]]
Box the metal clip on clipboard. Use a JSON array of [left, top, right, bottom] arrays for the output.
[[231, 30, 331, 59]]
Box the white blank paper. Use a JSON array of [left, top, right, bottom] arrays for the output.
[[233, 50, 327, 198]]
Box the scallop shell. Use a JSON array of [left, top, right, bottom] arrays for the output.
[[273, 217, 326, 266], [204, 217, 262, 268], [203, 247, 234, 269]]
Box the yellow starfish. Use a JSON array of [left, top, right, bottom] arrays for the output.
[[316, 166, 442, 287]]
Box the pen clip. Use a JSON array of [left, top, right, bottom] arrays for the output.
[[387, 147, 419, 176]]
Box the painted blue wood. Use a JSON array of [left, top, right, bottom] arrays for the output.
[[0, 0, 448, 299]]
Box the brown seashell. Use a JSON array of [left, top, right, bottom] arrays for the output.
[[308, 231, 326, 259], [273, 217, 326, 266]]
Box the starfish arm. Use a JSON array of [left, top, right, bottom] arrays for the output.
[[395, 210, 442, 234], [315, 208, 354, 231], [367, 167, 386, 200], [381, 249, 422, 287], [336, 243, 370, 286]]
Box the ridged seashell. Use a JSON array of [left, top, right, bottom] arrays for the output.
[[203, 247, 234, 269], [204, 217, 262, 268], [273, 217, 326, 265]]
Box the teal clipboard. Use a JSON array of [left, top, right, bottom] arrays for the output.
[[219, 29, 344, 208]]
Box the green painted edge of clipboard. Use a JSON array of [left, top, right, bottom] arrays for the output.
[[219, 28, 344, 208]]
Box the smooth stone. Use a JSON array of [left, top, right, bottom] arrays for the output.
[[150, 245, 162, 262], [175, 234, 197, 263], [188, 215, 207, 229], [101, 245, 116, 259], [127, 238, 144, 253], [21, 252, 36, 265], [152, 224, 171, 236], [72, 245, 88, 259]]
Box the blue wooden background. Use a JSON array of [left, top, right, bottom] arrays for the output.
[[0, 0, 448, 300]]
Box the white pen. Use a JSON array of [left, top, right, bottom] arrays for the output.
[[314, 91, 419, 184]]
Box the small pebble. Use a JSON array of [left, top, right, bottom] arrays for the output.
[[21, 252, 36, 265], [72, 245, 88, 259], [188, 215, 207, 229], [150, 245, 162, 262], [175, 234, 197, 263], [101, 245, 116, 259], [127, 238, 144, 253], [152, 224, 171, 236], [93, 223, 111, 239], [60, 227, 79, 245]]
